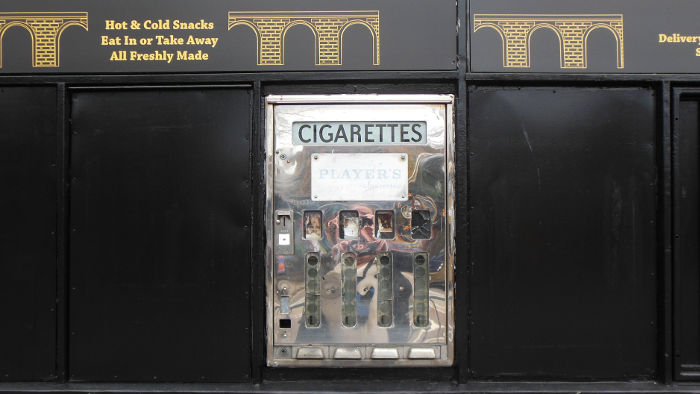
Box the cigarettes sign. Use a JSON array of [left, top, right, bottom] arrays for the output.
[[292, 122, 427, 146]]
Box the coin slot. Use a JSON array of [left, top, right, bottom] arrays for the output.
[[339, 210, 360, 240], [274, 209, 294, 255], [305, 253, 321, 328], [341, 253, 357, 327], [303, 211, 323, 240], [376, 253, 393, 327], [375, 211, 395, 239], [277, 213, 291, 226], [279, 318, 291, 328], [411, 210, 432, 240], [413, 253, 429, 327]]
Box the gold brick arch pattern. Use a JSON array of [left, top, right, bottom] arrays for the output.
[[0, 12, 88, 67], [473, 14, 624, 69], [228, 11, 380, 66]]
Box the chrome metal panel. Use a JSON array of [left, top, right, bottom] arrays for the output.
[[265, 95, 455, 367]]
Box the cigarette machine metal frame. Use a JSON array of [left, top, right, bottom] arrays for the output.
[[265, 95, 455, 367]]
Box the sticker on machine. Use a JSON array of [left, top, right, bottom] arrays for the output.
[[311, 153, 408, 201]]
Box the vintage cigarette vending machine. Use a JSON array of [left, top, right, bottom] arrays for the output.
[[265, 95, 454, 367]]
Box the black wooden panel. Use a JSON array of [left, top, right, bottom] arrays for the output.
[[469, 87, 657, 379], [0, 86, 57, 381], [675, 98, 700, 379], [69, 88, 251, 382]]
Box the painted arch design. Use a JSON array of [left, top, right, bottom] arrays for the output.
[[0, 12, 88, 68], [473, 14, 624, 69], [228, 11, 380, 66]]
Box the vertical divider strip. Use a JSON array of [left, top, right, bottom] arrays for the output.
[[250, 80, 264, 383], [56, 82, 68, 382], [457, 2, 470, 376], [669, 84, 680, 382], [457, 0, 470, 382], [660, 81, 672, 382]]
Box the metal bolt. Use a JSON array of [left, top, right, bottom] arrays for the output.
[[279, 153, 287, 160], [400, 155, 406, 160], [313, 195, 318, 199], [313, 155, 319, 160]]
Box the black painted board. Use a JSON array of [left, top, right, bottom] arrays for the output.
[[470, 0, 700, 74], [676, 98, 700, 379], [0, 86, 57, 381], [69, 88, 251, 382], [0, 0, 456, 74], [468, 87, 658, 379]]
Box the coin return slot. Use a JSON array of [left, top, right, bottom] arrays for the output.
[[375, 211, 395, 239], [411, 210, 432, 239], [305, 253, 321, 328], [279, 318, 291, 328], [413, 253, 429, 327], [339, 210, 360, 239], [377, 253, 393, 327], [303, 211, 323, 240]]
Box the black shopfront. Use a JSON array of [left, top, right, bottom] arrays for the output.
[[1, 0, 699, 392]]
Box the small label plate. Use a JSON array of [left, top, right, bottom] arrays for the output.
[[310, 153, 408, 201]]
